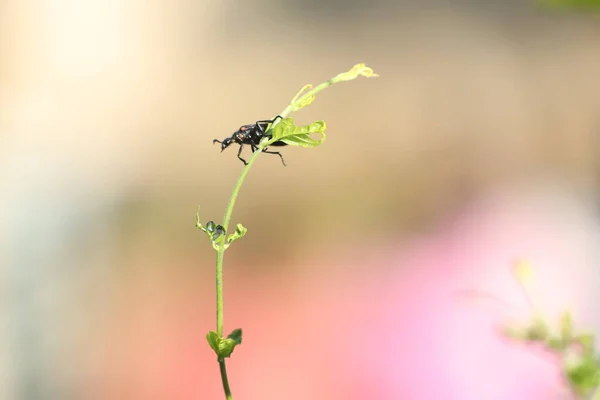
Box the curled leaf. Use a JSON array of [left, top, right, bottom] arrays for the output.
[[290, 84, 315, 111], [227, 223, 248, 244], [333, 63, 379, 82], [292, 95, 316, 111]]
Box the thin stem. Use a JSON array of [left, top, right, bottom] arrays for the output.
[[216, 249, 224, 336], [219, 360, 233, 400], [221, 149, 263, 233], [213, 149, 262, 400]]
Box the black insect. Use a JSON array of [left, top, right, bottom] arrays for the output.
[[213, 115, 287, 166]]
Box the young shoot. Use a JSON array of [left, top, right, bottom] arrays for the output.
[[196, 63, 378, 399]]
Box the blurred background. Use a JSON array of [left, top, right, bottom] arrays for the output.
[[1, 0, 600, 399]]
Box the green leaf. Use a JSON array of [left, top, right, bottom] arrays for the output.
[[227, 328, 243, 345], [206, 331, 220, 353], [227, 223, 248, 245], [564, 351, 600, 396], [269, 118, 326, 148]]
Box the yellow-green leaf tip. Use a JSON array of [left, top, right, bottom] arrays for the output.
[[334, 63, 380, 82]]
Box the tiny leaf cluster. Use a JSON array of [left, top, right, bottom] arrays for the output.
[[502, 261, 600, 399], [196, 209, 247, 251], [206, 329, 243, 360]]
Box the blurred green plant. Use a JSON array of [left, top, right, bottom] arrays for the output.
[[196, 64, 378, 400], [502, 261, 600, 399], [538, 0, 600, 10], [481, 261, 600, 399]]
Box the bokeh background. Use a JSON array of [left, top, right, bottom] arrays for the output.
[[2, 1, 600, 399]]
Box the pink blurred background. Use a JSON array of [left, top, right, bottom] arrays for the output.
[[1, 1, 600, 399]]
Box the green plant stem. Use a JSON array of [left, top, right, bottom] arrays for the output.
[[215, 245, 231, 399], [213, 77, 339, 400], [219, 360, 233, 400], [214, 148, 262, 400], [221, 150, 263, 233], [216, 249, 225, 336]]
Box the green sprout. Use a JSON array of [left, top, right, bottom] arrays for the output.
[[196, 63, 378, 399]]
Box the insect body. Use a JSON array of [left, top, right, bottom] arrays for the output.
[[213, 115, 287, 166]]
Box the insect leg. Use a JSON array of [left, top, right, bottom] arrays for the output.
[[255, 115, 283, 127], [254, 115, 283, 133], [250, 143, 285, 166], [237, 144, 248, 165], [261, 148, 286, 166]]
